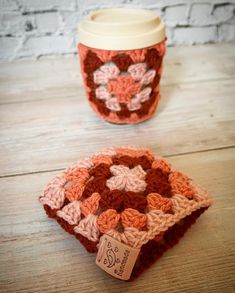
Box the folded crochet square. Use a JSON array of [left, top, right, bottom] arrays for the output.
[[39, 146, 212, 280]]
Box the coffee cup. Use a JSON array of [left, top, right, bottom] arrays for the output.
[[78, 8, 166, 124]]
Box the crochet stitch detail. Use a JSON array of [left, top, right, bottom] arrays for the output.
[[94, 62, 155, 112], [78, 40, 166, 124], [39, 146, 212, 280], [106, 165, 147, 192]]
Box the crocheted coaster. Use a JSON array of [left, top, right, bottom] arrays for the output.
[[39, 146, 212, 280], [78, 40, 165, 124]]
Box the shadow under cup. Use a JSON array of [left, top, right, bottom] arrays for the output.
[[77, 8, 166, 124]]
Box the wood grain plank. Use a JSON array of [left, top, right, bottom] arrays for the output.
[[0, 78, 234, 176], [0, 148, 234, 293], [0, 43, 235, 105]]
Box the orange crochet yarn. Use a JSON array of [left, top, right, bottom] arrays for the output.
[[39, 146, 212, 280], [78, 40, 166, 124]]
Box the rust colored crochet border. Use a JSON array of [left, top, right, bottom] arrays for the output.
[[43, 204, 208, 280], [129, 207, 208, 281]]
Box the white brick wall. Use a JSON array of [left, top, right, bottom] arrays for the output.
[[164, 5, 189, 26], [0, 0, 234, 60], [174, 26, 217, 45]]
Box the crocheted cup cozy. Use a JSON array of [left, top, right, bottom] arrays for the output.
[[39, 146, 212, 280], [78, 40, 166, 124]]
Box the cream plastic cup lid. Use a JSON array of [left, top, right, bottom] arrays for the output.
[[78, 8, 165, 50]]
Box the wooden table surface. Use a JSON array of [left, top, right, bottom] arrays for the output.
[[0, 43, 235, 293]]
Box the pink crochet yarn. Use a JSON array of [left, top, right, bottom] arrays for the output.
[[39, 146, 213, 280], [78, 40, 166, 124]]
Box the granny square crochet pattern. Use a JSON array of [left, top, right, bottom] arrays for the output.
[[39, 146, 212, 280], [78, 40, 165, 124]]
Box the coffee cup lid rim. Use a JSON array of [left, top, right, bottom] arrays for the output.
[[78, 8, 165, 50]]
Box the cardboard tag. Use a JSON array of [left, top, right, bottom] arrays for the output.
[[96, 234, 140, 280]]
